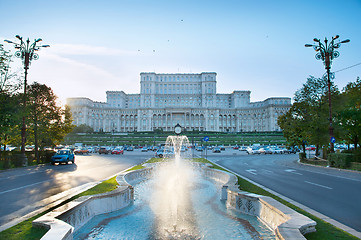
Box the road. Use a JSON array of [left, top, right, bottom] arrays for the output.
[[0, 150, 154, 227], [202, 148, 361, 232]]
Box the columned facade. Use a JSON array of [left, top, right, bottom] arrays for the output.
[[67, 72, 291, 132]]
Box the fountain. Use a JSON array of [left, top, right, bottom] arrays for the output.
[[33, 125, 316, 239], [150, 135, 198, 239]]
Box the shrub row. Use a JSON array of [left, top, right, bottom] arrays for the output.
[[328, 153, 354, 169], [0, 151, 55, 169]]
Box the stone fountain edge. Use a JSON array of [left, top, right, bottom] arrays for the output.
[[32, 163, 316, 240]]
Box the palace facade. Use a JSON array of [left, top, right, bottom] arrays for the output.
[[67, 72, 291, 132]]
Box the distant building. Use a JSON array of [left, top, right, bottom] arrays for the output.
[[67, 72, 291, 132]]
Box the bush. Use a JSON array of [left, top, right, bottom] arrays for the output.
[[328, 153, 354, 168], [299, 152, 306, 160], [353, 149, 361, 163], [350, 162, 361, 171], [0, 150, 55, 169]]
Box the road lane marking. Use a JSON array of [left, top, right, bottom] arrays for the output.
[[0, 180, 49, 195], [264, 170, 273, 174], [285, 169, 303, 175], [246, 169, 257, 175], [304, 181, 332, 190]]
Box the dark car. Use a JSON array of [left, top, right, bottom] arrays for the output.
[[284, 148, 298, 154], [212, 147, 221, 153], [99, 147, 111, 154], [51, 149, 75, 165]]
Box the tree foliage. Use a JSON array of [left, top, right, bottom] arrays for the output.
[[27, 82, 74, 161], [0, 45, 22, 151], [70, 124, 94, 134], [279, 76, 340, 154], [335, 77, 361, 149], [279, 75, 360, 154]]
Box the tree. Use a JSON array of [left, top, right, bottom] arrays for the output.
[[0, 91, 22, 152], [0, 44, 22, 152], [27, 82, 74, 162], [70, 124, 94, 134], [335, 77, 361, 149], [278, 76, 339, 155], [278, 104, 308, 152]]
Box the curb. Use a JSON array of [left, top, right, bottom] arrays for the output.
[[207, 158, 361, 239]]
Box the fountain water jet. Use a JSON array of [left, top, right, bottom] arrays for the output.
[[150, 135, 200, 239]]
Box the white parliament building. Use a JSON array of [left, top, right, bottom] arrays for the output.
[[67, 72, 291, 133]]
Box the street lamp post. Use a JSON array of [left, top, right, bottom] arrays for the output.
[[4, 35, 49, 165], [305, 35, 349, 153]]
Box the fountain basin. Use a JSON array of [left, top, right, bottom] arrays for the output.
[[33, 163, 315, 240]]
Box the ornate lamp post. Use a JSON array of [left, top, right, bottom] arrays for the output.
[[305, 35, 349, 153], [4, 35, 49, 165]]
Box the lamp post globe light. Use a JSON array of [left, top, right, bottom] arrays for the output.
[[305, 35, 350, 153], [4, 35, 49, 165]]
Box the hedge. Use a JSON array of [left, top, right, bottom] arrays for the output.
[[328, 153, 354, 169]]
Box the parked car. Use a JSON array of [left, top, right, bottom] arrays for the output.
[[284, 148, 297, 154], [212, 147, 221, 153], [196, 146, 203, 151], [238, 146, 247, 151], [305, 146, 316, 151], [87, 147, 96, 153], [261, 147, 273, 154], [155, 149, 173, 158], [99, 147, 111, 154], [271, 147, 284, 154], [141, 147, 149, 152], [51, 149, 74, 165], [74, 147, 89, 155], [127, 146, 134, 151], [111, 148, 124, 154], [246, 146, 261, 154], [181, 146, 188, 152], [219, 145, 226, 151], [233, 145, 239, 150]]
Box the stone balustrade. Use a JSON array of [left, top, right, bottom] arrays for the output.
[[200, 166, 316, 240], [33, 168, 150, 240]]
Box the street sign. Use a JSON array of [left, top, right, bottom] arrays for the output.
[[331, 137, 336, 143], [203, 136, 209, 142]]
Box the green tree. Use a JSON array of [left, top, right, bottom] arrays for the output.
[[279, 76, 339, 155], [27, 82, 74, 162], [70, 124, 94, 134], [278, 104, 308, 152], [0, 44, 22, 152], [335, 77, 361, 149]]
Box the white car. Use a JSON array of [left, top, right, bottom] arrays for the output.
[[238, 146, 247, 151], [246, 147, 261, 154], [272, 147, 284, 154]]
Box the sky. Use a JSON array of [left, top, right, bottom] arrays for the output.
[[1, 0, 360, 105]]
